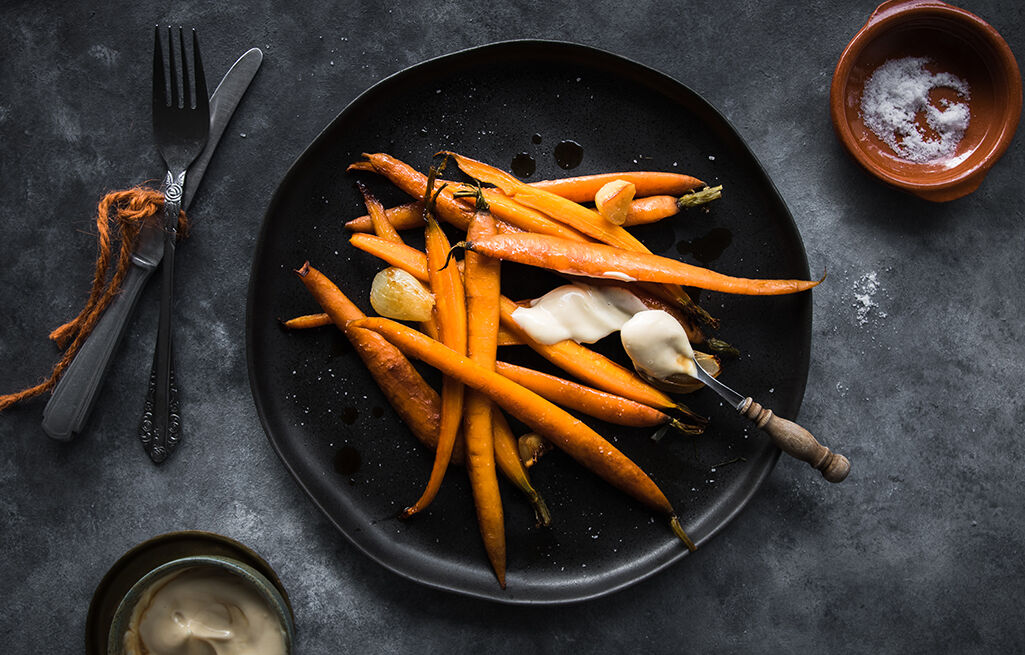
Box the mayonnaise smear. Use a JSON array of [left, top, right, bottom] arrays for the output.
[[621, 310, 697, 380], [510, 283, 648, 345]]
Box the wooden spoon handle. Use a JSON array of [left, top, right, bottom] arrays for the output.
[[739, 398, 850, 483]]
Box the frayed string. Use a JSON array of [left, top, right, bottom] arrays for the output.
[[0, 187, 188, 413]]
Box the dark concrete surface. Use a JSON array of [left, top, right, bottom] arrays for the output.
[[1, 1, 1023, 652]]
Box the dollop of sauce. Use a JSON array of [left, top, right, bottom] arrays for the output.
[[621, 310, 697, 380], [510, 283, 647, 345], [123, 566, 287, 655]]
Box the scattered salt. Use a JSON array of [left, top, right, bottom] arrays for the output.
[[853, 271, 887, 326], [860, 56, 970, 163]]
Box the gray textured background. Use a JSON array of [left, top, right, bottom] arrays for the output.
[[1, 0, 1023, 652]]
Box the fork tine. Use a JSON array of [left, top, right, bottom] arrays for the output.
[[168, 26, 179, 109], [152, 25, 166, 108], [178, 27, 191, 110], [191, 29, 208, 111]]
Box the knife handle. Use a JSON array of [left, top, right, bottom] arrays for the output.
[[41, 263, 154, 440], [739, 398, 851, 483]]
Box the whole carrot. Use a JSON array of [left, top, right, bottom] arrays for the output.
[[402, 204, 468, 518], [462, 197, 507, 587], [351, 316, 695, 549], [621, 186, 725, 227], [293, 262, 451, 458], [529, 171, 705, 203], [465, 233, 822, 296], [350, 153, 474, 230]]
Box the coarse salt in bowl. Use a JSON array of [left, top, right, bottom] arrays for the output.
[[830, 0, 1021, 201]]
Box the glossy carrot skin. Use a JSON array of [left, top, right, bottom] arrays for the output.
[[350, 317, 684, 524], [468, 233, 821, 296], [495, 361, 672, 428], [358, 180, 403, 244], [530, 171, 704, 203], [345, 201, 425, 233], [498, 296, 678, 410], [281, 312, 332, 329], [352, 153, 474, 230], [403, 216, 468, 518], [623, 196, 680, 227], [463, 207, 506, 587], [294, 263, 447, 457], [491, 409, 550, 526]]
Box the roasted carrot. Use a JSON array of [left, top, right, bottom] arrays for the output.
[[622, 186, 724, 227], [462, 198, 506, 587], [495, 361, 697, 431], [402, 200, 468, 518], [497, 326, 523, 347], [497, 297, 703, 423], [345, 200, 425, 233], [491, 409, 550, 526], [293, 262, 453, 458], [351, 316, 695, 549], [529, 171, 705, 203], [351, 153, 474, 231], [357, 180, 403, 244], [465, 233, 821, 296], [280, 312, 332, 330], [348, 233, 703, 420], [445, 152, 707, 316]]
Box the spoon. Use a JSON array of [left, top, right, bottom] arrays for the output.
[[638, 359, 851, 483]]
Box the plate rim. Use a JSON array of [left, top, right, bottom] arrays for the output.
[[245, 38, 809, 605]]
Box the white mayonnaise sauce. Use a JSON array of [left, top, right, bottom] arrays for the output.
[[621, 310, 697, 380], [510, 283, 647, 345], [123, 566, 287, 655]]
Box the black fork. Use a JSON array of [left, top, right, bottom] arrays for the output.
[[139, 26, 209, 463]]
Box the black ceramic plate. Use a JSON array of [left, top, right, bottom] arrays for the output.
[[247, 41, 811, 604]]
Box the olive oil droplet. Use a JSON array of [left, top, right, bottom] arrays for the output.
[[554, 140, 583, 169], [511, 152, 536, 178]]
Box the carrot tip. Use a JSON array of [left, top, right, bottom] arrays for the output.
[[294, 261, 310, 278], [670, 516, 697, 552]]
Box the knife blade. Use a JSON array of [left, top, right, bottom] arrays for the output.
[[41, 48, 263, 441]]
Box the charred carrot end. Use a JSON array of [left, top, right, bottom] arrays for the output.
[[357, 180, 403, 244]]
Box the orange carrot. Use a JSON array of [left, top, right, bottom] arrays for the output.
[[402, 209, 468, 518], [621, 186, 724, 227], [529, 171, 705, 203], [491, 409, 550, 526], [494, 361, 693, 430], [345, 201, 425, 233], [280, 312, 332, 330], [347, 234, 698, 416], [497, 296, 697, 415], [351, 153, 474, 231], [357, 180, 403, 244], [351, 316, 695, 549], [293, 262, 449, 458], [462, 200, 506, 587], [465, 233, 821, 296]]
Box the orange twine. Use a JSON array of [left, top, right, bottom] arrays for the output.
[[0, 187, 188, 412]]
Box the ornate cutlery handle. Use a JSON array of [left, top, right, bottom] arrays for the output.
[[739, 398, 850, 483], [139, 172, 184, 463]]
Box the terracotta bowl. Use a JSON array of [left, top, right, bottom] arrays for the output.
[[830, 0, 1021, 201]]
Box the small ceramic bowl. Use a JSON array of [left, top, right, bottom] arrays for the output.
[[87, 531, 294, 655], [107, 555, 295, 655], [830, 0, 1021, 201]]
